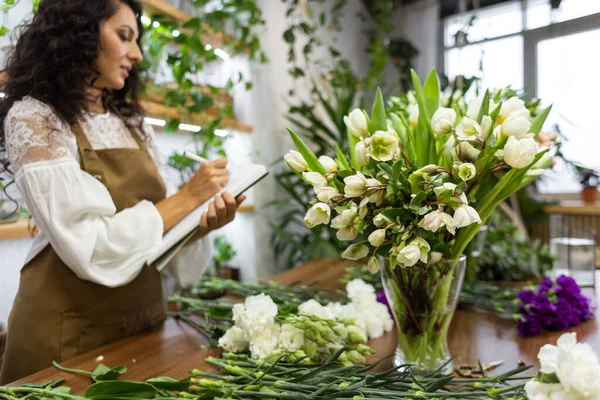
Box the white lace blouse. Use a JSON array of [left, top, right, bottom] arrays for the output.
[[5, 96, 211, 288]]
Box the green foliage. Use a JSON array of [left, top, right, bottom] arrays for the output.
[[141, 1, 267, 184], [273, 0, 416, 269], [213, 235, 236, 267], [475, 211, 555, 281]]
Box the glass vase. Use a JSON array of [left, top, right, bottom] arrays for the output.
[[380, 255, 466, 375]]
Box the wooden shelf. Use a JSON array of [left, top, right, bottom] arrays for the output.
[[141, 100, 253, 133], [145, 83, 233, 107], [140, 0, 241, 51], [0, 218, 37, 241], [544, 201, 600, 216], [237, 204, 255, 213]]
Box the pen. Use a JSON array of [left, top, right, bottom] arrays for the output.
[[183, 151, 209, 164]]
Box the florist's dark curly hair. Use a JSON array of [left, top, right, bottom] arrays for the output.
[[0, 0, 146, 207]]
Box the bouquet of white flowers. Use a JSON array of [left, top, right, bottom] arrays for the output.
[[285, 68, 554, 374]]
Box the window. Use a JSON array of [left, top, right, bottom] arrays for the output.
[[442, 0, 600, 194]]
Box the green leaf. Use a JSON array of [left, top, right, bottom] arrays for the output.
[[377, 163, 394, 179], [367, 88, 386, 132], [476, 90, 490, 124], [382, 208, 413, 221], [489, 101, 502, 124], [0, 26, 8, 36], [182, 17, 202, 29], [189, 94, 214, 113], [423, 68, 440, 118], [409, 191, 427, 210], [529, 104, 552, 136], [50, 387, 72, 395], [287, 128, 327, 174], [165, 119, 180, 132], [283, 27, 295, 43], [84, 381, 157, 400], [289, 67, 305, 78], [146, 377, 190, 391], [335, 144, 351, 170], [22, 379, 66, 389], [93, 365, 127, 381]]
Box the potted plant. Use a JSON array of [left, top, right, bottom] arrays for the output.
[[214, 235, 239, 281], [578, 168, 599, 203]]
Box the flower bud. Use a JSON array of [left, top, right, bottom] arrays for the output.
[[318, 155, 338, 173], [431, 107, 457, 135], [368, 229, 386, 247], [409, 104, 419, 127], [458, 141, 481, 162], [344, 108, 368, 137], [504, 136, 538, 169], [480, 115, 493, 140], [367, 256, 380, 274], [373, 212, 392, 228], [458, 162, 477, 181], [347, 325, 368, 343], [284, 150, 308, 172], [304, 203, 331, 228], [303, 171, 328, 188]]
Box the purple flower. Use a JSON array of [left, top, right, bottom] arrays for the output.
[[517, 289, 535, 304], [376, 289, 393, 317], [517, 315, 543, 337], [538, 278, 554, 293], [516, 276, 595, 337]]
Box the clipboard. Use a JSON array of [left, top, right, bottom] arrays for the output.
[[148, 163, 268, 270]]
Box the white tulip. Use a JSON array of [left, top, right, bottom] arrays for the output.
[[526, 152, 553, 177], [331, 204, 358, 229], [341, 243, 369, 260], [421, 210, 444, 232], [455, 117, 482, 141], [344, 172, 368, 197], [431, 108, 457, 135], [355, 140, 370, 166], [368, 229, 386, 247], [318, 155, 338, 173], [367, 256, 380, 274], [443, 135, 456, 156], [303, 171, 328, 188], [458, 163, 477, 181], [501, 115, 532, 139], [499, 97, 529, 123], [315, 186, 340, 202], [408, 104, 419, 127], [304, 203, 331, 228], [453, 205, 482, 228], [284, 150, 308, 172], [504, 136, 538, 169], [480, 115, 493, 140], [344, 108, 368, 137], [370, 131, 399, 162], [466, 95, 499, 120], [397, 244, 420, 267]]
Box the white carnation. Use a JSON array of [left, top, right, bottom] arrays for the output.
[[240, 294, 279, 339], [278, 323, 305, 351], [232, 303, 245, 327], [298, 299, 334, 320], [249, 323, 280, 359], [218, 326, 248, 353]]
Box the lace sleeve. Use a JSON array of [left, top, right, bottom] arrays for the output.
[[5, 97, 75, 171]]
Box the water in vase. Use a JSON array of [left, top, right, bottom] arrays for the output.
[[550, 237, 596, 287]]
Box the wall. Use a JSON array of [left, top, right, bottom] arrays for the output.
[[0, 0, 375, 324], [391, 0, 442, 78]]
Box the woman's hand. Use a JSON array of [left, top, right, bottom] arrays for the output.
[[196, 192, 246, 237], [181, 158, 229, 207]]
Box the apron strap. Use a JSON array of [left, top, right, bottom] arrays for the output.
[[69, 121, 107, 184]]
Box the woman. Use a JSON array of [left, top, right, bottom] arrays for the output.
[[0, 0, 244, 383]]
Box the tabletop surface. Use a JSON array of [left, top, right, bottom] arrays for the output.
[[9, 258, 600, 391]]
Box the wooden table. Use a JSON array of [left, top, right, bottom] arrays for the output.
[[9, 259, 600, 391]]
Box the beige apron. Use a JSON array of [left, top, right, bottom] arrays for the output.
[[0, 119, 168, 384]]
